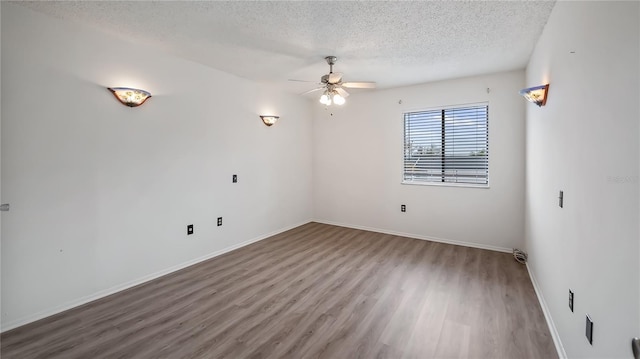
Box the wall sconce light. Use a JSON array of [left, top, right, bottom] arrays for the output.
[[260, 115, 279, 127], [519, 84, 549, 107], [108, 87, 152, 107]]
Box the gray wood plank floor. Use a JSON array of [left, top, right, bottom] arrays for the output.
[[1, 222, 557, 358]]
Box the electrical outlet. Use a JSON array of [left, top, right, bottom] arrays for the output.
[[217, 217, 222, 226], [401, 204, 406, 212], [559, 190, 564, 208], [187, 224, 194, 235], [569, 290, 574, 312], [585, 314, 594, 345], [232, 174, 237, 183]]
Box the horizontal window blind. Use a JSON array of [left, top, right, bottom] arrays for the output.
[[403, 104, 489, 185]]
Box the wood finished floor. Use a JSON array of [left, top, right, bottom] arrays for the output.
[[1, 222, 557, 359]]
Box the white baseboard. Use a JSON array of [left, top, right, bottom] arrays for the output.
[[313, 219, 513, 253], [526, 263, 567, 359], [0, 220, 312, 333]]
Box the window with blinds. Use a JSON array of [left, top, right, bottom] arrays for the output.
[[403, 104, 489, 186]]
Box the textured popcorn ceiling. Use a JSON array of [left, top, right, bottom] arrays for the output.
[[15, 1, 555, 92]]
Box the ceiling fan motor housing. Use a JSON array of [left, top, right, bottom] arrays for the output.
[[296, 55, 375, 101], [325, 56, 337, 65]]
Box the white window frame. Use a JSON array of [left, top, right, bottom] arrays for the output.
[[402, 103, 489, 188]]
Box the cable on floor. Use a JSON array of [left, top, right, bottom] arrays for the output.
[[513, 248, 528, 264]]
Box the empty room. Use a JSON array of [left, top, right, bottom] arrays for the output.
[[1, 1, 638, 358]]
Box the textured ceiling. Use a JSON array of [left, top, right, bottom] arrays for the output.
[[14, 1, 555, 93]]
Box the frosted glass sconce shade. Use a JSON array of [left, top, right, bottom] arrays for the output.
[[108, 87, 152, 107], [260, 115, 279, 126], [519, 84, 549, 107]]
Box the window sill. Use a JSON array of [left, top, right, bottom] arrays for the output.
[[401, 181, 490, 189]]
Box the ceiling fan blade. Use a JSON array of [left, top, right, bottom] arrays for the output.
[[328, 72, 343, 83], [288, 79, 318, 83], [342, 82, 377, 89], [335, 87, 350, 98], [300, 87, 324, 95]]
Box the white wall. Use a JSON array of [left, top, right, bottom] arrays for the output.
[[313, 70, 526, 251], [525, 1, 639, 358], [0, 3, 313, 331]]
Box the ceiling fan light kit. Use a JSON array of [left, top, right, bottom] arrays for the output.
[[332, 93, 345, 105], [319, 92, 331, 105], [297, 56, 376, 106], [319, 89, 345, 106]]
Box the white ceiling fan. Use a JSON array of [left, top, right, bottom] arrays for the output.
[[293, 56, 376, 106]]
